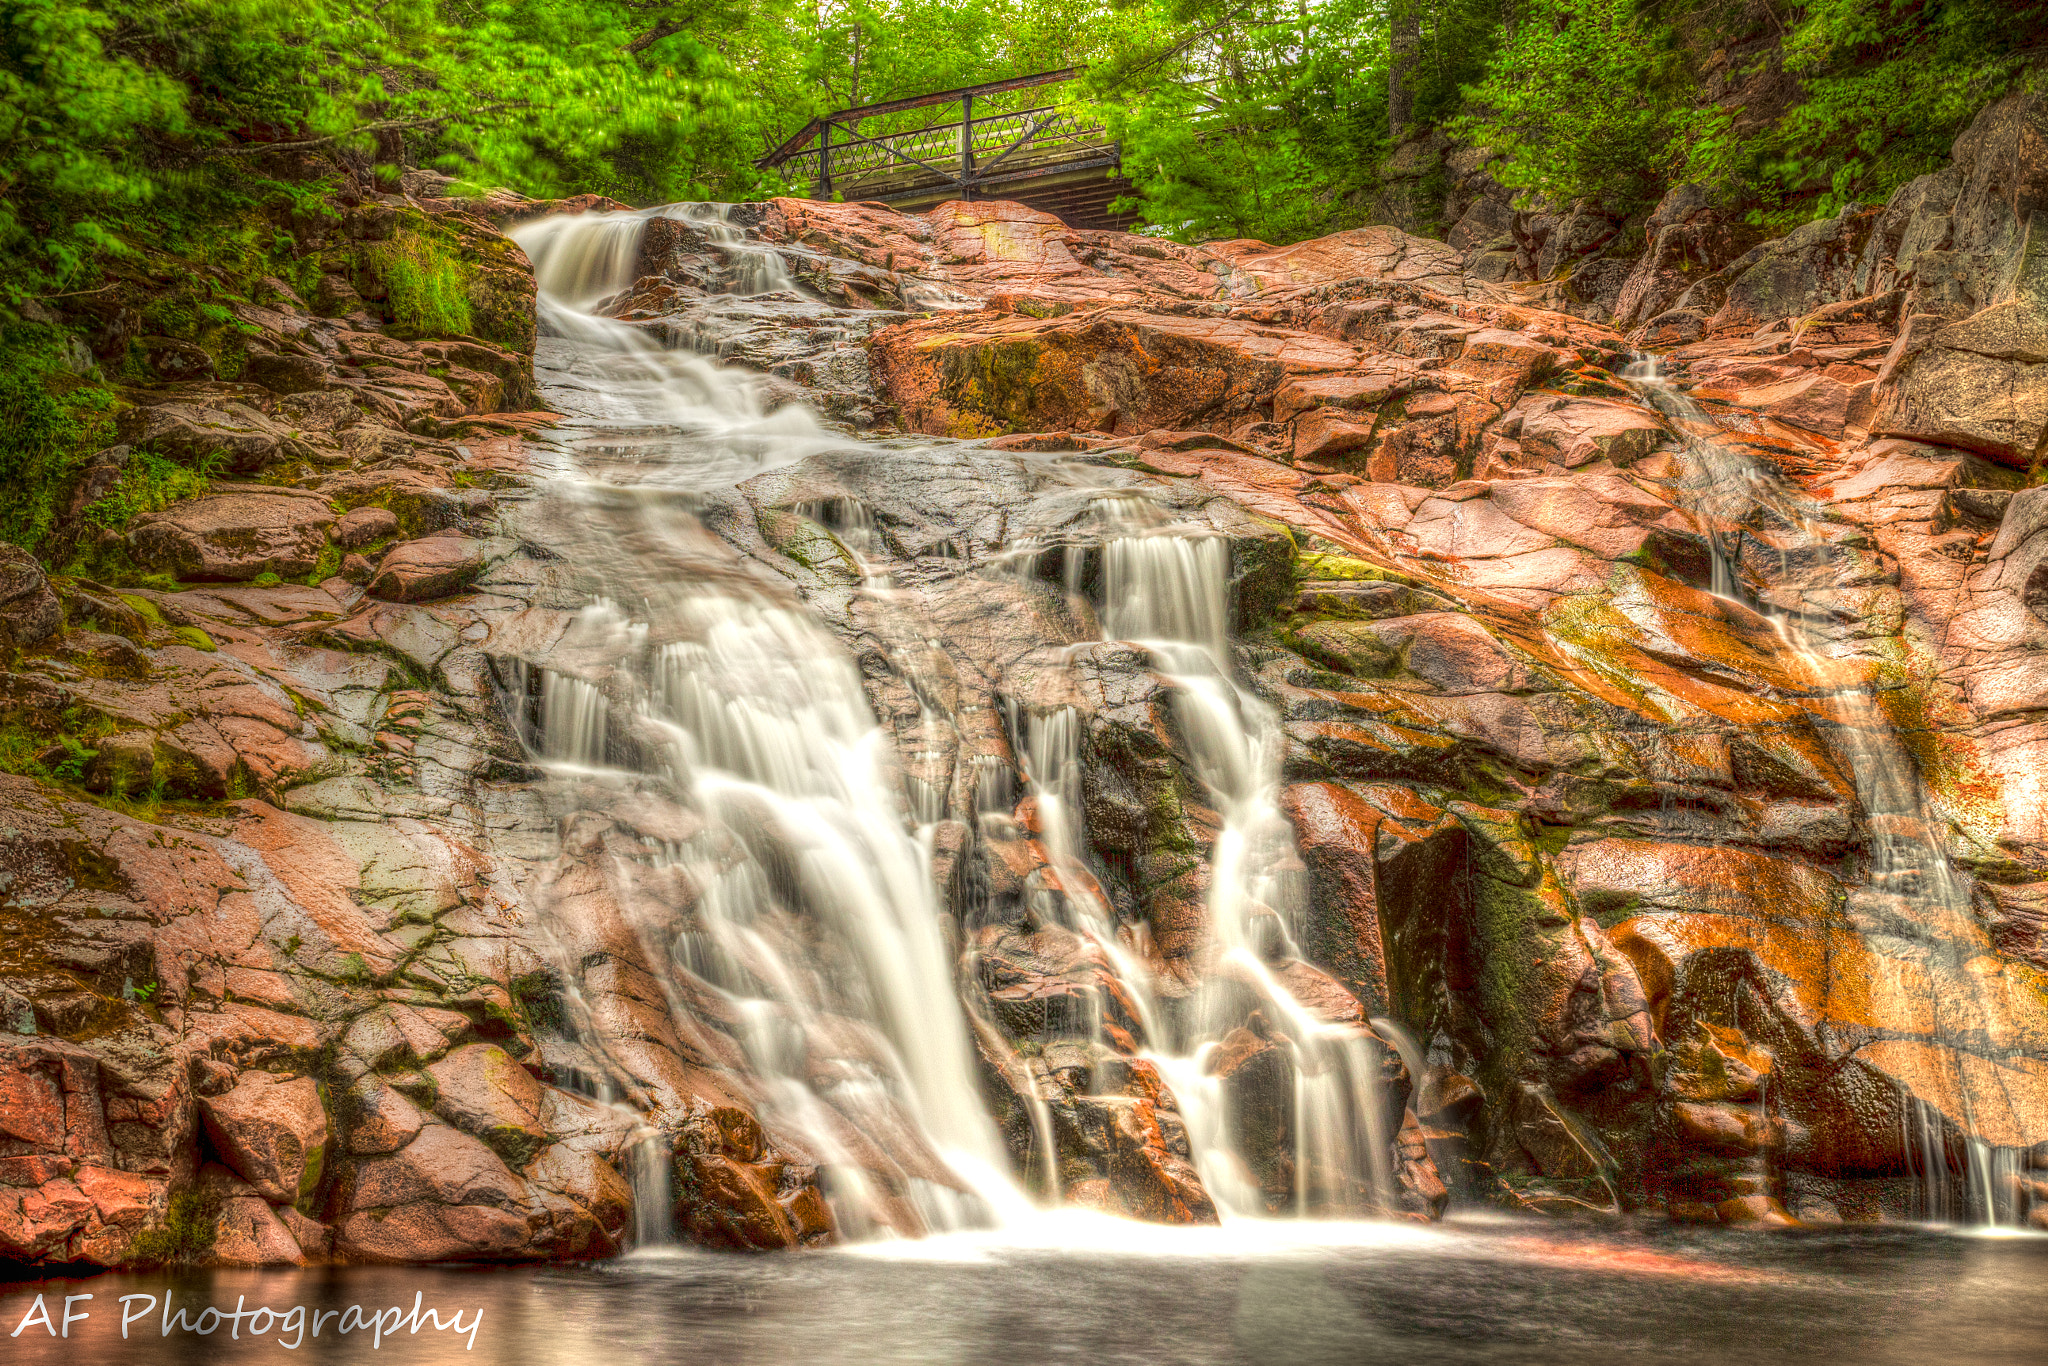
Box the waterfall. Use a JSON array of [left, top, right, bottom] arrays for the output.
[[680, 202, 799, 295], [1006, 496, 1402, 1218], [507, 206, 1026, 1242], [1628, 357, 2030, 1225], [512, 208, 824, 435]]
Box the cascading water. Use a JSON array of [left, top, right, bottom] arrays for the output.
[[1003, 495, 1402, 1218], [1627, 356, 2032, 1225], [505, 207, 1025, 1241], [504, 201, 1412, 1243]]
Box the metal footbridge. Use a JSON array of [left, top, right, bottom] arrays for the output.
[[757, 69, 1137, 229]]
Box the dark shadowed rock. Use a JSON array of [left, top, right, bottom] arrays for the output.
[[0, 547, 61, 645]]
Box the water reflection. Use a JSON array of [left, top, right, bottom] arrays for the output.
[[6, 1218, 2044, 1366]]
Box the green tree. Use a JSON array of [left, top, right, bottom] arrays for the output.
[[1452, 0, 1689, 218]]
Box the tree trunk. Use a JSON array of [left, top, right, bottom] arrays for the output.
[[1389, 1, 1421, 142]]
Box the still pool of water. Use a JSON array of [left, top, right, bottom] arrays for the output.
[[5, 1214, 2045, 1365]]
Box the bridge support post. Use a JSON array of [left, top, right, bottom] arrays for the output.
[[959, 92, 974, 201], [819, 121, 833, 199]]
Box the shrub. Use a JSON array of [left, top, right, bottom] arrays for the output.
[[1452, 0, 1690, 218]]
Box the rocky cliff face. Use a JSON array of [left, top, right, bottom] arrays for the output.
[[7, 94, 2048, 1270]]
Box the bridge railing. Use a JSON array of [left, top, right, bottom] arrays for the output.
[[757, 69, 1120, 205]]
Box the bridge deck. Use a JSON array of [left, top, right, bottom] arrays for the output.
[[758, 70, 1138, 231]]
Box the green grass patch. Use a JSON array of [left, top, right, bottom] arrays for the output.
[[378, 231, 474, 339]]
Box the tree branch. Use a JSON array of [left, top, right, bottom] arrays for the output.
[[624, 19, 689, 54], [211, 104, 522, 157]]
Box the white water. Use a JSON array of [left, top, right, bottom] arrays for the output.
[[510, 207, 1026, 1240], [514, 207, 826, 444], [1007, 497, 1402, 1218], [509, 203, 1411, 1244], [1627, 356, 2032, 1225]]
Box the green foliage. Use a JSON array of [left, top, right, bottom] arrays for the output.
[[378, 231, 474, 338], [1695, 0, 2048, 226], [0, 0, 188, 303], [0, 708, 111, 785], [81, 449, 223, 530], [1453, 0, 1690, 218], [1092, 0, 1392, 242], [47, 733, 96, 782], [0, 326, 113, 550]]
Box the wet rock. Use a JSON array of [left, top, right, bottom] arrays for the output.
[[0, 1038, 161, 1264], [338, 1124, 546, 1263], [1514, 396, 1669, 467], [424, 1043, 549, 1167], [197, 1164, 307, 1267], [366, 534, 492, 601], [129, 489, 338, 581]]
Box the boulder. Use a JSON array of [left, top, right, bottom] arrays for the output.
[[0, 546, 61, 646], [1707, 208, 1877, 335], [335, 505, 401, 549], [338, 1123, 604, 1263], [1861, 91, 2048, 313], [1513, 396, 1669, 467], [117, 402, 308, 474], [1614, 184, 1757, 329], [424, 1043, 549, 1167], [367, 534, 491, 601], [241, 349, 335, 395], [1874, 301, 2048, 463], [129, 490, 338, 581], [198, 1164, 306, 1267], [137, 336, 215, 383], [198, 1071, 329, 1208], [339, 1074, 428, 1156]]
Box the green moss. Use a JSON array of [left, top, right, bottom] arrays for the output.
[[128, 1184, 222, 1267], [299, 542, 343, 586], [0, 723, 47, 776], [1296, 552, 1417, 585], [377, 230, 474, 339], [511, 968, 568, 1032], [172, 625, 217, 652], [0, 326, 117, 553], [115, 593, 164, 624], [81, 448, 223, 529]]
